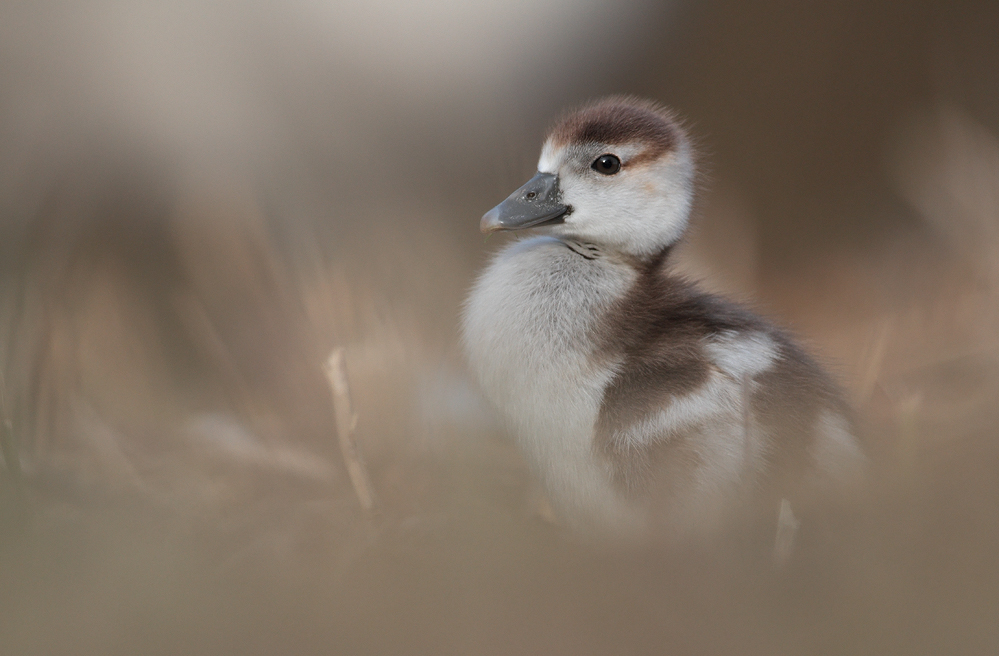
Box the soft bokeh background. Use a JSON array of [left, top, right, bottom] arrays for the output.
[[2, 1, 999, 653]]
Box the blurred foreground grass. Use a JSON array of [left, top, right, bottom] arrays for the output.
[[2, 109, 999, 654]]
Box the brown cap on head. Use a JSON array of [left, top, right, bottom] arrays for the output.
[[547, 96, 682, 162]]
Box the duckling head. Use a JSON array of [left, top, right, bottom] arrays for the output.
[[482, 96, 695, 259]]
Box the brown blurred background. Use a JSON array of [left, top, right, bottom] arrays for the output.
[[2, 1, 999, 654]]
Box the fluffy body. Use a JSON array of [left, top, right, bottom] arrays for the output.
[[463, 97, 864, 541]]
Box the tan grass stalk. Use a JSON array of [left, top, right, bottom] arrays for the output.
[[773, 498, 799, 566], [324, 348, 376, 513], [857, 317, 893, 404]]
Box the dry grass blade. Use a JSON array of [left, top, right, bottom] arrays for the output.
[[772, 498, 799, 566], [0, 370, 23, 490], [324, 348, 377, 514], [1, 417, 20, 485], [857, 317, 894, 404]]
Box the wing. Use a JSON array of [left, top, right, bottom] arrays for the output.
[[594, 326, 860, 508]]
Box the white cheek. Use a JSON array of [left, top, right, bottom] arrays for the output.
[[560, 177, 669, 246], [560, 151, 695, 256]]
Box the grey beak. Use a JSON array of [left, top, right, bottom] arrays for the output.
[[481, 171, 569, 233]]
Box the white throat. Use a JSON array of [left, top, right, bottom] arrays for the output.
[[462, 235, 642, 533]]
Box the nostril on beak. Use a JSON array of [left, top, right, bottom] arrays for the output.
[[525, 191, 537, 200]]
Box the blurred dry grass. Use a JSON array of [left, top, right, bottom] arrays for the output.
[[2, 1, 999, 654]]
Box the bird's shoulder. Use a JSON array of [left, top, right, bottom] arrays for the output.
[[593, 268, 776, 405], [591, 267, 852, 496]]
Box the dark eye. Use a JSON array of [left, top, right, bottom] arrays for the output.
[[591, 154, 621, 175]]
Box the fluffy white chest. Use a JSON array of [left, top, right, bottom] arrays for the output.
[[462, 237, 638, 528]]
